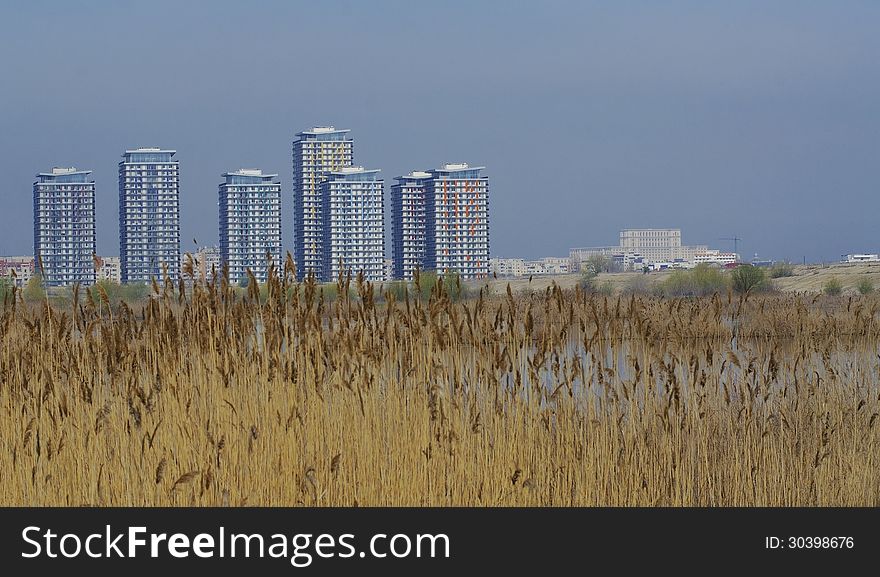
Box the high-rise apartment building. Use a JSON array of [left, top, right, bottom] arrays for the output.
[[292, 126, 353, 280], [391, 171, 430, 280], [119, 148, 180, 283], [424, 163, 489, 280], [219, 169, 282, 283], [33, 167, 97, 286], [320, 167, 385, 283]]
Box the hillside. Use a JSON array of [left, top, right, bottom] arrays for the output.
[[484, 262, 880, 295]]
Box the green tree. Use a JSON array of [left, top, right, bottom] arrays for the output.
[[661, 265, 728, 297], [414, 270, 438, 300], [441, 271, 468, 302], [690, 264, 729, 295], [579, 267, 598, 292], [730, 265, 767, 294], [125, 283, 151, 303], [585, 254, 611, 274], [23, 274, 46, 303], [823, 277, 842, 296], [0, 276, 13, 303]]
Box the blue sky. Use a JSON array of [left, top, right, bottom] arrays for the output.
[[1, 1, 877, 262]]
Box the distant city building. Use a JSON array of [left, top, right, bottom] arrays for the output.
[[384, 258, 394, 282], [619, 229, 707, 264], [693, 250, 739, 266], [185, 246, 222, 284], [568, 246, 625, 272], [843, 253, 880, 263], [292, 126, 353, 280], [490, 257, 569, 278], [95, 256, 121, 284], [532, 257, 570, 275], [320, 167, 385, 283], [219, 169, 282, 283], [490, 258, 527, 278], [571, 229, 714, 271], [33, 167, 97, 286], [0, 256, 35, 288], [391, 171, 430, 280], [119, 148, 181, 283], [424, 163, 489, 280]]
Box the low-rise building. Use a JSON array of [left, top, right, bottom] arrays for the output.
[[490, 258, 526, 277], [188, 246, 222, 284], [491, 257, 570, 277], [0, 256, 35, 287], [572, 229, 726, 271], [95, 256, 122, 284], [568, 246, 623, 272], [843, 254, 880, 263], [694, 250, 739, 266]]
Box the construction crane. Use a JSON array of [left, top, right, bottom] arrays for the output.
[[719, 236, 742, 261]]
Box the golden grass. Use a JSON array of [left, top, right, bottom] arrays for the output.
[[1, 262, 879, 506]]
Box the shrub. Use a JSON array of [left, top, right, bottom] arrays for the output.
[[769, 262, 795, 278], [579, 267, 598, 292], [22, 274, 46, 303], [384, 280, 410, 302], [442, 271, 468, 302], [662, 264, 728, 297], [823, 277, 843, 296], [622, 274, 653, 295], [731, 265, 767, 294], [0, 277, 13, 303], [691, 264, 729, 295], [856, 278, 874, 295]]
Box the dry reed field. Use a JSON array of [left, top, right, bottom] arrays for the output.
[[2, 258, 879, 506]]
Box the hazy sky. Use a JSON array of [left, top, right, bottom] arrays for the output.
[[1, 1, 877, 262]]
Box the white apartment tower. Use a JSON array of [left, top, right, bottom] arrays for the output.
[[424, 163, 489, 280], [118, 148, 180, 283], [320, 167, 385, 283], [219, 169, 282, 283], [292, 126, 353, 280], [390, 171, 430, 280], [33, 167, 97, 286]]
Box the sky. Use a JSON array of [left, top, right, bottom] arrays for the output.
[[0, 0, 877, 263]]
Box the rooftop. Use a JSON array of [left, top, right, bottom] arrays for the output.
[[297, 126, 351, 136], [123, 148, 176, 157], [329, 166, 382, 179], [36, 167, 92, 177], [221, 168, 279, 180], [433, 163, 486, 173]]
